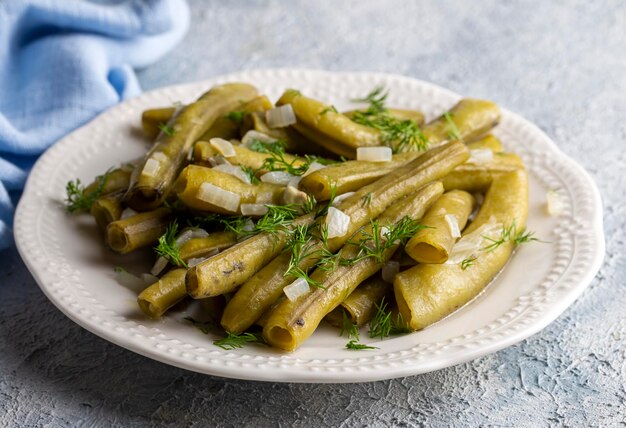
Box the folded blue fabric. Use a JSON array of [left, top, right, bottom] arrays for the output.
[[0, 0, 190, 250]]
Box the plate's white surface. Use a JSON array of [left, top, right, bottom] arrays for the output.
[[14, 69, 604, 383]]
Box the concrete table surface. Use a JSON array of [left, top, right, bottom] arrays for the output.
[[1, 1, 624, 426]]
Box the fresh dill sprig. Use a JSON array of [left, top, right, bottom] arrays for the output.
[[65, 169, 112, 213], [284, 224, 324, 288], [240, 165, 260, 184], [254, 204, 301, 235], [248, 138, 312, 176], [481, 220, 541, 252], [213, 332, 266, 350], [226, 111, 245, 123], [350, 86, 429, 152], [301, 194, 317, 214], [309, 224, 340, 272], [341, 217, 424, 266], [158, 122, 175, 137], [368, 298, 411, 340], [320, 105, 338, 115], [339, 310, 360, 340], [154, 222, 188, 268], [443, 111, 462, 141], [184, 316, 216, 335], [352, 86, 388, 114], [460, 256, 477, 270], [360, 192, 372, 207], [248, 138, 288, 154], [346, 340, 379, 350], [314, 182, 337, 219]]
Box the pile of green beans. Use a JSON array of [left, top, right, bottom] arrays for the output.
[[65, 81, 531, 352]]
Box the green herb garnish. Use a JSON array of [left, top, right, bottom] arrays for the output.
[[320, 105, 338, 115], [240, 165, 260, 184], [213, 332, 266, 350], [443, 111, 462, 141], [154, 222, 188, 268], [482, 220, 541, 252], [158, 122, 175, 137], [368, 298, 410, 340], [346, 340, 378, 350], [340, 310, 378, 350], [226, 111, 245, 123], [65, 169, 112, 213], [184, 316, 216, 335], [460, 256, 477, 270]]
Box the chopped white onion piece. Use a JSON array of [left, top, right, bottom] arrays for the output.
[[141, 158, 160, 177], [152, 152, 168, 162], [325, 207, 351, 238], [283, 277, 310, 301], [546, 189, 565, 216], [256, 191, 275, 204], [266, 104, 297, 128], [446, 221, 501, 264], [332, 191, 356, 207], [445, 214, 461, 238], [150, 256, 169, 276], [241, 130, 277, 147], [175, 227, 210, 247], [356, 147, 392, 162], [467, 149, 493, 164], [382, 261, 400, 283], [240, 203, 269, 216], [213, 163, 251, 184], [197, 182, 241, 213], [210, 138, 236, 157], [260, 171, 295, 185], [141, 273, 159, 285], [120, 207, 138, 220], [302, 161, 327, 177], [113, 267, 145, 290], [282, 185, 309, 205], [213, 155, 230, 165], [287, 175, 302, 189], [242, 218, 255, 233], [187, 251, 218, 267]]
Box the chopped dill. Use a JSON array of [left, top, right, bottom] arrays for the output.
[[460, 256, 477, 270], [368, 298, 411, 340], [154, 222, 188, 268], [213, 332, 266, 350], [443, 111, 462, 141], [65, 168, 112, 213], [320, 105, 338, 115], [240, 165, 260, 184], [158, 122, 175, 137], [226, 111, 245, 123]]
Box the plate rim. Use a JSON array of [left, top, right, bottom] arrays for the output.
[[15, 68, 605, 383]]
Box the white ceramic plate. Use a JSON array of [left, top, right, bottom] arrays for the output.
[[15, 69, 604, 383]]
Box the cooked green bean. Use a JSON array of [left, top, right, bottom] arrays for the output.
[[141, 107, 177, 140], [127, 83, 259, 211], [138, 268, 187, 318], [422, 99, 500, 145], [394, 169, 528, 330], [85, 167, 132, 198], [325, 275, 392, 327], [179, 232, 238, 261], [441, 152, 523, 192], [174, 165, 284, 214], [276, 89, 382, 158], [262, 182, 443, 351], [106, 207, 173, 254], [466, 134, 503, 152], [90, 191, 124, 231], [404, 190, 475, 264]]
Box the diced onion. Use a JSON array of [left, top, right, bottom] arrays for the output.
[[284, 277, 310, 301], [241, 130, 277, 147], [266, 104, 297, 128], [546, 189, 565, 216], [446, 221, 501, 264], [332, 191, 356, 206], [445, 214, 461, 238], [210, 138, 236, 157], [356, 147, 392, 162], [260, 171, 295, 185], [141, 158, 160, 177], [150, 256, 169, 276], [187, 250, 218, 267], [240, 203, 269, 216], [213, 163, 251, 184], [242, 218, 255, 233], [256, 191, 275, 204], [302, 161, 327, 177], [113, 267, 145, 290], [325, 207, 351, 238], [197, 182, 241, 213], [467, 149, 493, 164], [175, 227, 210, 246], [382, 261, 400, 283], [152, 152, 168, 162], [282, 185, 309, 205], [287, 175, 302, 189], [141, 273, 159, 285], [120, 208, 138, 220]]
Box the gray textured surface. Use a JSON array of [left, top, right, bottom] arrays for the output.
[[1, 1, 625, 426]]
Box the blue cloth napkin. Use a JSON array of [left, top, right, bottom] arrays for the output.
[[0, 0, 190, 250]]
